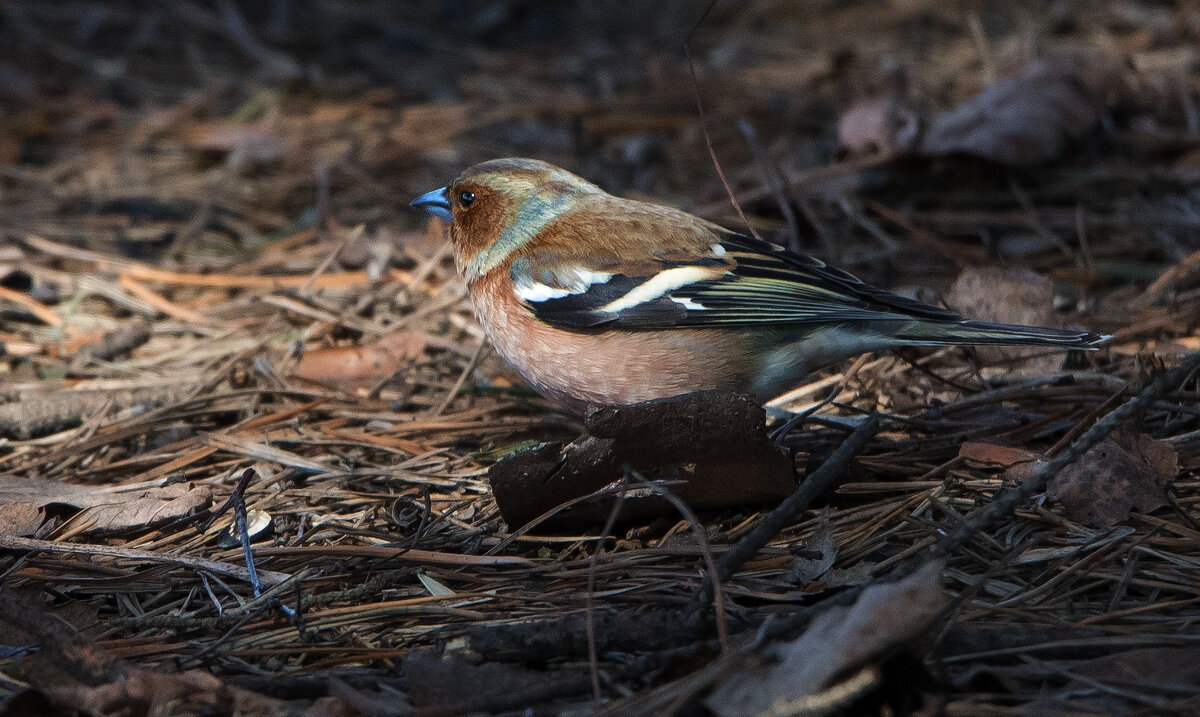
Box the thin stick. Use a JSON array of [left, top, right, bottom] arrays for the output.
[[739, 118, 797, 244], [934, 352, 1200, 557], [0, 284, 62, 326], [202, 467, 256, 530], [684, 0, 760, 240], [431, 338, 487, 417], [234, 492, 260, 598], [630, 469, 730, 650], [0, 534, 289, 586], [689, 415, 881, 613], [587, 476, 631, 699]]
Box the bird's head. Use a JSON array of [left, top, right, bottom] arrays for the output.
[[411, 158, 604, 279]]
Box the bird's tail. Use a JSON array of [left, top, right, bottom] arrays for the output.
[[892, 320, 1109, 349]]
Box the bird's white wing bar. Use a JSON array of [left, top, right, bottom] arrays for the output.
[[598, 265, 726, 313], [513, 282, 572, 302], [511, 262, 614, 303], [513, 232, 986, 331]]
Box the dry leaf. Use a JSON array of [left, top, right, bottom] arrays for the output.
[[63, 488, 210, 538], [706, 561, 947, 717], [788, 515, 836, 587], [293, 330, 428, 385], [190, 119, 289, 172], [946, 267, 1055, 331], [25, 668, 289, 717], [0, 502, 43, 536], [959, 441, 1042, 468], [920, 54, 1125, 166], [945, 267, 1065, 375], [0, 476, 212, 537], [1005, 457, 1051, 485], [837, 95, 919, 157], [1048, 430, 1176, 528]]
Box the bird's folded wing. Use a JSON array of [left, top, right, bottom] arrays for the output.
[[511, 233, 963, 330]]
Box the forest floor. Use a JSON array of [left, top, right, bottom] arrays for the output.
[[1, 1, 1199, 715]]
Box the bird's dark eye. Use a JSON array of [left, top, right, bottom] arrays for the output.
[[459, 190, 476, 207]]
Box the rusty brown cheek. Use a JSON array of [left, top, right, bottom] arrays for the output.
[[451, 197, 511, 258]]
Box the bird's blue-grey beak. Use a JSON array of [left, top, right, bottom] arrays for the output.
[[410, 187, 453, 222]]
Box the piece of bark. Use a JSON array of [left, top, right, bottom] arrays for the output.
[[706, 561, 947, 717], [0, 384, 191, 440], [465, 608, 717, 662], [292, 329, 427, 387], [489, 391, 796, 530], [69, 319, 152, 372]]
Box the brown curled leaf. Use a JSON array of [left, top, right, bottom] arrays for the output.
[[1047, 430, 1176, 528], [919, 54, 1128, 166], [293, 329, 428, 385]]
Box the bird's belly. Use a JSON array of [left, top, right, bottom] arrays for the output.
[[472, 281, 755, 407]]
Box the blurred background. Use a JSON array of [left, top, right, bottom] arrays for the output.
[[2, 3, 1200, 714], [3, 0, 1197, 303]]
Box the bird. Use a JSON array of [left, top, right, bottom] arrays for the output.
[[411, 158, 1107, 409]]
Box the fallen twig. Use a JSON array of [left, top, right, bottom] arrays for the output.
[[688, 415, 882, 616], [0, 534, 289, 585], [934, 352, 1200, 557]]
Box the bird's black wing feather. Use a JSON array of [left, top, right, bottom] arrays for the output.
[[514, 233, 963, 330]]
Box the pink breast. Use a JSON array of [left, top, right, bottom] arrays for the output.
[[471, 273, 751, 407]]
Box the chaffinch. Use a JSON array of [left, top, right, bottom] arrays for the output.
[[412, 158, 1106, 408]]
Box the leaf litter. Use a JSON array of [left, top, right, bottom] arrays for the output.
[[0, 476, 212, 538], [1048, 430, 1178, 529], [0, 2, 1198, 715], [706, 561, 947, 717]]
